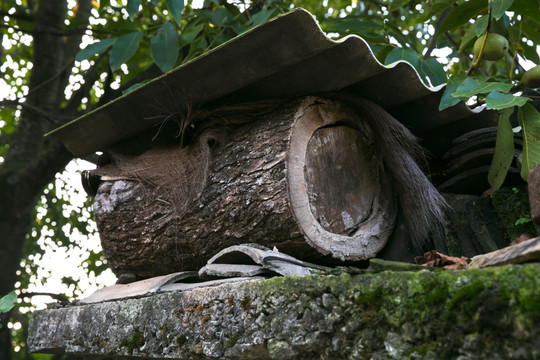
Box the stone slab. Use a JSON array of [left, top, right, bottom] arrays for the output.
[[28, 265, 540, 359]]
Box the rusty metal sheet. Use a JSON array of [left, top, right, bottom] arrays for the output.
[[199, 244, 324, 277], [79, 271, 198, 304], [80, 271, 265, 304], [49, 8, 496, 157]]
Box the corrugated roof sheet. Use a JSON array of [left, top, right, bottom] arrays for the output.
[[50, 8, 497, 157]]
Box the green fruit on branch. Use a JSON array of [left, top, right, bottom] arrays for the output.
[[521, 65, 540, 88], [473, 33, 509, 61]]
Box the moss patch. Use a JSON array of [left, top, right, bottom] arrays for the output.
[[120, 329, 145, 354], [246, 264, 540, 359]]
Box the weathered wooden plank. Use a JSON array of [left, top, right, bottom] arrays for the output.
[[470, 237, 540, 267]]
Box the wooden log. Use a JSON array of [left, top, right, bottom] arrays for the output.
[[93, 97, 398, 278]]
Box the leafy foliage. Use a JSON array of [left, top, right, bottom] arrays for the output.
[[0, 292, 17, 314], [519, 103, 540, 181], [151, 23, 180, 72], [431, 0, 540, 190], [488, 107, 514, 190], [80, 0, 538, 191], [109, 30, 144, 71]]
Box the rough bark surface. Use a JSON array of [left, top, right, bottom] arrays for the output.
[[94, 98, 397, 278], [28, 264, 540, 359], [0, 1, 87, 357]]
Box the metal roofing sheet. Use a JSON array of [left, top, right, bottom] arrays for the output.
[[50, 8, 496, 157]]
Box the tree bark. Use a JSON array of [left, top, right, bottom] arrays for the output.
[[94, 97, 397, 278]]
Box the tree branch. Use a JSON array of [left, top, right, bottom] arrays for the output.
[[62, 53, 107, 117], [423, 8, 451, 59], [0, 133, 11, 146], [23, 60, 73, 101], [0, 22, 34, 35], [0, 100, 72, 126], [19, 141, 74, 196], [0, 10, 34, 22], [56, 0, 93, 103]]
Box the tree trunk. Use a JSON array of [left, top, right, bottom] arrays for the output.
[[0, 0, 81, 357], [94, 97, 398, 278]]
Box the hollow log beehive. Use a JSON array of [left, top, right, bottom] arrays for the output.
[[93, 97, 398, 277]]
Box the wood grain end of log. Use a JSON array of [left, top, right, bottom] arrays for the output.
[[287, 97, 398, 261]]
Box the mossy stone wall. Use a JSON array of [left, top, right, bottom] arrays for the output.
[[28, 264, 540, 359]]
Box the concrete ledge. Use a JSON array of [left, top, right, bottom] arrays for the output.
[[28, 264, 540, 359]]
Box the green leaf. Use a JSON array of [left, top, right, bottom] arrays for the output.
[[75, 38, 117, 62], [459, 24, 479, 52], [424, 0, 456, 20], [0, 291, 17, 313], [183, 35, 208, 62], [418, 57, 447, 86], [370, 45, 394, 62], [474, 15, 489, 36], [384, 47, 419, 68], [326, 18, 384, 34], [522, 42, 540, 64], [99, 0, 111, 12], [205, 7, 234, 27], [101, 14, 139, 33], [179, 22, 205, 46], [452, 78, 513, 98], [246, 8, 277, 28], [126, 0, 142, 21], [485, 91, 530, 110], [492, 0, 514, 20], [391, 0, 412, 8], [519, 20, 540, 63], [439, 74, 467, 111], [61, 276, 77, 287], [223, 2, 243, 21], [521, 20, 540, 46], [439, 0, 486, 34], [109, 31, 143, 71], [510, 1, 540, 23], [515, 216, 532, 226], [488, 107, 515, 191], [518, 103, 540, 180], [166, 0, 184, 26], [151, 22, 180, 73]]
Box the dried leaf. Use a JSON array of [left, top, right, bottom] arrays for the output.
[[510, 233, 535, 246], [415, 250, 470, 269]]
